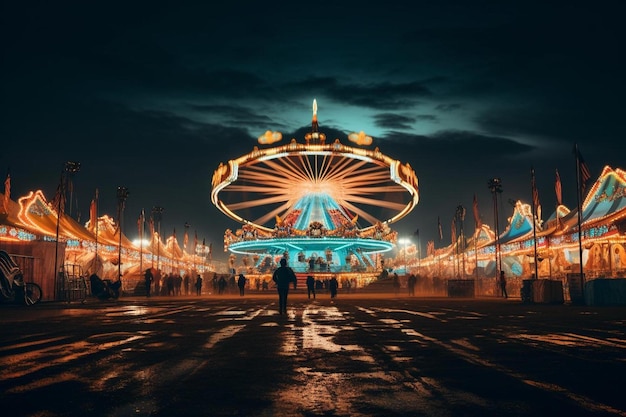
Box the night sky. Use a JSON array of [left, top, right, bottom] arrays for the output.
[[2, 2, 625, 263]]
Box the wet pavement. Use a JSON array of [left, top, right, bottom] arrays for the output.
[[1, 292, 625, 417]]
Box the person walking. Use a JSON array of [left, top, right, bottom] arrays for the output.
[[329, 276, 338, 299], [195, 274, 203, 296], [218, 275, 227, 294], [272, 258, 297, 315], [407, 273, 416, 296], [237, 273, 247, 296], [499, 270, 508, 298], [306, 275, 316, 299], [144, 268, 154, 297], [392, 272, 400, 296]]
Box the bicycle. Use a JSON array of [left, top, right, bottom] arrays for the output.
[[0, 250, 43, 306]]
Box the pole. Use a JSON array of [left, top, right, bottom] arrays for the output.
[[53, 170, 64, 301], [488, 178, 503, 279], [152, 207, 164, 273], [116, 187, 129, 283], [474, 228, 478, 279], [93, 188, 99, 275], [53, 161, 80, 301], [531, 167, 539, 280], [574, 144, 585, 293]]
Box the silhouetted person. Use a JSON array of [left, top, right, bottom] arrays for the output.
[[195, 274, 202, 295], [306, 275, 316, 299], [329, 276, 338, 298], [144, 268, 154, 297], [392, 272, 400, 296], [499, 271, 508, 298], [174, 273, 182, 296], [218, 276, 227, 294], [272, 258, 297, 314], [237, 273, 246, 296], [184, 274, 190, 295], [166, 273, 175, 296], [154, 269, 162, 296], [407, 273, 416, 296]]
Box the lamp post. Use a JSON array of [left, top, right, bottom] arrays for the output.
[[152, 206, 164, 272], [398, 238, 411, 275], [53, 161, 80, 301], [116, 186, 129, 282], [488, 178, 503, 279]]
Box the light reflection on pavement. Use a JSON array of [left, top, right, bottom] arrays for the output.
[[0, 294, 625, 417]]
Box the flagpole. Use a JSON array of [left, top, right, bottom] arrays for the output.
[[574, 144, 585, 294], [474, 228, 478, 279], [531, 167, 539, 280], [93, 189, 99, 275], [472, 194, 480, 280]]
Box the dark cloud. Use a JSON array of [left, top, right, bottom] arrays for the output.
[[373, 113, 417, 130]]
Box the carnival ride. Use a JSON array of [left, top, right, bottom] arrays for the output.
[[211, 100, 419, 274]]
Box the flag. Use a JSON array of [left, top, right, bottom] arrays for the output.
[[148, 215, 155, 236], [574, 144, 591, 196], [50, 181, 66, 214], [89, 198, 97, 232], [427, 240, 435, 256], [437, 216, 443, 241], [451, 217, 457, 244], [531, 167, 540, 213], [137, 209, 145, 238], [555, 169, 562, 206], [472, 194, 481, 228], [3, 172, 10, 214]]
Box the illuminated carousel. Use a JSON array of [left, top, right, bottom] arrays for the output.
[[211, 100, 419, 275]]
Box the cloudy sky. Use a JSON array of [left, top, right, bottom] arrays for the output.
[[2, 1, 625, 263]]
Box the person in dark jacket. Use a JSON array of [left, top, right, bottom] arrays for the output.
[[272, 258, 297, 314], [237, 273, 247, 296], [144, 268, 154, 297], [329, 276, 339, 299], [306, 275, 316, 299], [194, 274, 203, 296]]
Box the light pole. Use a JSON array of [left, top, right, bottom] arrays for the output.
[[53, 161, 80, 301], [116, 186, 129, 282], [152, 207, 164, 272], [488, 178, 503, 279]]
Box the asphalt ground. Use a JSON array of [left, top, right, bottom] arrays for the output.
[[1, 292, 625, 417]]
